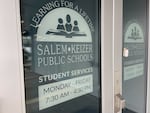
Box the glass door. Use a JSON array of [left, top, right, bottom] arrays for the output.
[[20, 0, 101, 113], [122, 0, 148, 113]]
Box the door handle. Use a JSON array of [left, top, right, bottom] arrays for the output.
[[115, 93, 126, 113], [123, 48, 129, 57]]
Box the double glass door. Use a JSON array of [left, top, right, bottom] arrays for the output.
[[20, 0, 149, 113]]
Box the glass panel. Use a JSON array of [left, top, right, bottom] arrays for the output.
[[122, 0, 148, 113], [20, 0, 101, 113]]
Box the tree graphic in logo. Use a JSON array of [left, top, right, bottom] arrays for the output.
[[46, 14, 87, 38]]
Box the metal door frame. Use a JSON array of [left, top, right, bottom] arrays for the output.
[[101, 0, 114, 112], [106, 0, 150, 113], [146, 0, 150, 112], [112, 0, 150, 113], [17, 0, 115, 113], [101, 0, 123, 113]]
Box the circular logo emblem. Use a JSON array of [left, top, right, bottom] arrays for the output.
[[37, 8, 92, 42]]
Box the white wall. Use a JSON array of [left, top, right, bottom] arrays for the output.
[[0, 0, 25, 113]]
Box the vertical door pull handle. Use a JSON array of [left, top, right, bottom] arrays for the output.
[[115, 93, 126, 113]]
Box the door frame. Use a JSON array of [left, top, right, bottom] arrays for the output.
[[111, 0, 150, 113], [12, 0, 150, 113], [102, 0, 123, 113], [103, 0, 150, 113], [146, 0, 150, 112], [18, 0, 111, 113], [17, 0, 120, 113], [102, 0, 120, 113], [101, 0, 114, 112]]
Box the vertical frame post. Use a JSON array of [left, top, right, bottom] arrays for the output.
[[101, 0, 114, 113], [146, 0, 150, 112]]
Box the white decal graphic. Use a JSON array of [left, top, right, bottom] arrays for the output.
[[37, 8, 92, 42]]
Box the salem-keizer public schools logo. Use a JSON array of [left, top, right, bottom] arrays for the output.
[[124, 22, 144, 43], [37, 8, 92, 42]]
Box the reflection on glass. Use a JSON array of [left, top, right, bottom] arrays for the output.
[[22, 31, 32, 70]]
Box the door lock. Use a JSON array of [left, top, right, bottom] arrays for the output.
[[115, 93, 126, 113]]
